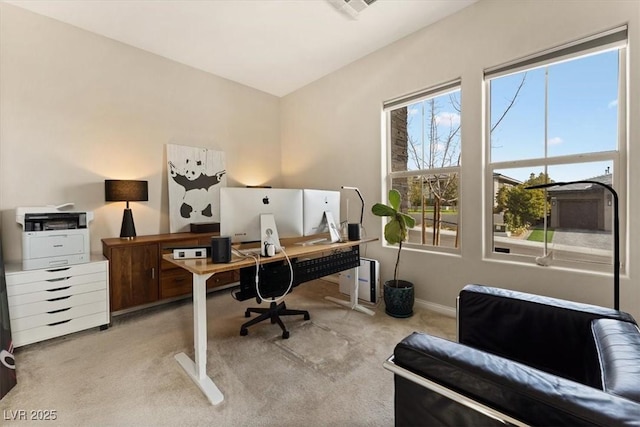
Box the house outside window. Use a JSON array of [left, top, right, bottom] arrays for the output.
[[486, 27, 627, 271], [384, 80, 461, 252]]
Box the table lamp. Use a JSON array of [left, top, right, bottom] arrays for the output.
[[525, 180, 619, 310], [105, 180, 149, 239]]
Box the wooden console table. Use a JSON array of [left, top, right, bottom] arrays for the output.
[[163, 236, 377, 405], [102, 232, 238, 314]]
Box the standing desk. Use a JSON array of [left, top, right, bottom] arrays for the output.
[[162, 236, 377, 405]]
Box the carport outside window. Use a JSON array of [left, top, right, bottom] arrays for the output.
[[486, 27, 626, 271]]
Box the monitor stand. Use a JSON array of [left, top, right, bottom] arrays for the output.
[[324, 210, 341, 243], [260, 213, 281, 256]]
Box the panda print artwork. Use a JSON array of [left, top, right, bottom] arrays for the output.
[[166, 144, 227, 232]]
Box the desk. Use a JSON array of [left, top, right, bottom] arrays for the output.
[[163, 236, 377, 405]]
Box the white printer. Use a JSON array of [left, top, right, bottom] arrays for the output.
[[16, 204, 93, 270]]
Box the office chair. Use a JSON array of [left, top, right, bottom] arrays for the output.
[[241, 301, 310, 339], [237, 261, 309, 339]]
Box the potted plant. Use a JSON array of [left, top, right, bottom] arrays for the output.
[[371, 189, 416, 318]]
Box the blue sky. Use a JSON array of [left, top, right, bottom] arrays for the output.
[[490, 49, 619, 182], [405, 49, 620, 184]]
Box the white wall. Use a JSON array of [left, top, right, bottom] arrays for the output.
[[2, 1, 639, 319], [281, 0, 640, 318], [0, 3, 282, 262]]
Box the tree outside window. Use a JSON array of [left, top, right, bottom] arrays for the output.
[[387, 83, 461, 250]]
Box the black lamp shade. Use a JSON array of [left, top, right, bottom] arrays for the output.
[[105, 180, 148, 202], [105, 180, 148, 239]]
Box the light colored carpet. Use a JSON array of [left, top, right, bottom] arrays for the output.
[[0, 280, 455, 426]]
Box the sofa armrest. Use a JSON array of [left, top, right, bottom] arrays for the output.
[[384, 355, 527, 427], [592, 319, 640, 403], [391, 332, 640, 427], [458, 284, 637, 387]]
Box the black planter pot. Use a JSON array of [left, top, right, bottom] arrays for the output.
[[383, 279, 414, 318]]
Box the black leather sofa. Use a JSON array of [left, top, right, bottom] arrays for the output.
[[385, 284, 640, 426]]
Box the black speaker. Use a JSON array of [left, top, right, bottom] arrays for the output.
[[211, 236, 231, 263], [348, 223, 361, 241]]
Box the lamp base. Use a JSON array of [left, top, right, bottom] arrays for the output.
[[120, 208, 137, 239]]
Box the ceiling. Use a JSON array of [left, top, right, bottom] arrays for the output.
[[6, 0, 476, 97]]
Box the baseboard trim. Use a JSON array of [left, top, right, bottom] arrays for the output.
[[414, 298, 456, 318], [322, 277, 457, 318]]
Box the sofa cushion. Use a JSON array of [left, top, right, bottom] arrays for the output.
[[458, 284, 637, 388], [394, 332, 640, 426], [592, 318, 640, 403]]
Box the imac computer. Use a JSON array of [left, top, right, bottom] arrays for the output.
[[220, 188, 304, 246], [302, 189, 341, 242]]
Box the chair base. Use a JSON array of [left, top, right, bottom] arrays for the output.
[[240, 301, 310, 339]]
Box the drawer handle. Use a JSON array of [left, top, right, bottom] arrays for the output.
[[47, 307, 71, 314], [46, 267, 71, 273], [47, 295, 71, 302], [46, 276, 71, 282], [46, 286, 71, 292], [48, 319, 71, 326]]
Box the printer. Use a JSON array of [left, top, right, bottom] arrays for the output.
[[16, 204, 93, 270]]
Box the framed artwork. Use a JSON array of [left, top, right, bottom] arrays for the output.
[[166, 144, 226, 233]]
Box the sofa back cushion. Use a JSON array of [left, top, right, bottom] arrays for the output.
[[458, 284, 636, 388], [592, 318, 640, 403]]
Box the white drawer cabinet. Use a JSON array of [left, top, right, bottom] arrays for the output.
[[5, 257, 110, 347]]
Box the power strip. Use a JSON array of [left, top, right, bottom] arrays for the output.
[[173, 248, 208, 260]]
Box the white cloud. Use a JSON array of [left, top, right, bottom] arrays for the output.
[[435, 112, 461, 126], [608, 99, 618, 109], [408, 107, 420, 116], [547, 136, 563, 145]]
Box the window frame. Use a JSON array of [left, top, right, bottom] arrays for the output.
[[483, 28, 628, 274], [382, 79, 462, 255]]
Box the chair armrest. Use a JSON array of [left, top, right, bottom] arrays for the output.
[[391, 332, 640, 427], [592, 319, 640, 402], [384, 355, 529, 427], [457, 284, 637, 387]]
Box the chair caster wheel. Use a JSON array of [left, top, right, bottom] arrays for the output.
[[282, 331, 290, 339], [245, 311, 250, 318], [240, 328, 248, 336], [304, 314, 310, 320]]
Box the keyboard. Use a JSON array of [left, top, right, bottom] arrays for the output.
[[234, 248, 262, 256], [296, 237, 329, 246]]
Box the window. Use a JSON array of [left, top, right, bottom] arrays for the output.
[[384, 80, 461, 251], [486, 27, 627, 270]]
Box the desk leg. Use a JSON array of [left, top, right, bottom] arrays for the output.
[[174, 272, 224, 405], [325, 264, 375, 316]]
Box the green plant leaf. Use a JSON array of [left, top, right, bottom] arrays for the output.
[[389, 189, 401, 211], [371, 203, 396, 217], [384, 220, 403, 244], [399, 212, 415, 228]]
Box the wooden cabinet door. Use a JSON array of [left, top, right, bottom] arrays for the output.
[[109, 244, 159, 311]]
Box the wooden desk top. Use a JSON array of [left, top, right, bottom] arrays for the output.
[[162, 236, 377, 276]]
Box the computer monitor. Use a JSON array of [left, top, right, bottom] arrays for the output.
[[302, 189, 340, 237], [220, 188, 304, 244]]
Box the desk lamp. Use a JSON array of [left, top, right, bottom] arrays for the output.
[[105, 180, 148, 239], [342, 186, 364, 240], [525, 180, 619, 310]]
